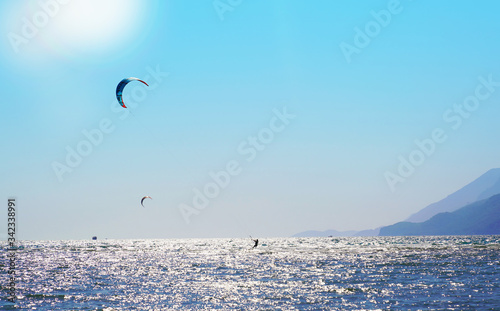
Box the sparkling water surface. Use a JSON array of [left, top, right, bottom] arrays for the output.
[[1, 236, 499, 310]]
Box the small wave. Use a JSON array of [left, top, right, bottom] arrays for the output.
[[25, 293, 66, 300]]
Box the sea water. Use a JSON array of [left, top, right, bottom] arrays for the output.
[[1, 236, 499, 310]]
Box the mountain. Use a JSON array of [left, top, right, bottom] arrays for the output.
[[292, 229, 357, 237], [292, 228, 381, 237], [405, 168, 500, 223], [379, 194, 500, 236], [292, 169, 500, 238], [355, 227, 381, 236]]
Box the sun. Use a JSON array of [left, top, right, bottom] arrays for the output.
[[53, 1, 142, 45], [36, 0, 151, 59]]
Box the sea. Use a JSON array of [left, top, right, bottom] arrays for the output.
[[1, 236, 499, 310]]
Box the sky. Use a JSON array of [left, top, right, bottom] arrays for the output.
[[2, 0, 500, 240]]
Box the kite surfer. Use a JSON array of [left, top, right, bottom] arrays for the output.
[[252, 238, 259, 248]]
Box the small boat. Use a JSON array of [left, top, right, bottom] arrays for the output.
[[92, 236, 97, 240]]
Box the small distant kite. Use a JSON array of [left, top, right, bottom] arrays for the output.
[[116, 77, 149, 108], [141, 196, 152, 207]]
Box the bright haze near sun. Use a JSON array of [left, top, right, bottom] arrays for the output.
[[2, 0, 151, 64]]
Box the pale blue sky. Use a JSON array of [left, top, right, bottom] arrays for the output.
[[2, 0, 500, 240]]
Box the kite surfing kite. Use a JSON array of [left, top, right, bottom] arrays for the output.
[[116, 77, 149, 108], [141, 196, 152, 207]]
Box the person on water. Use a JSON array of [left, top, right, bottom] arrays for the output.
[[252, 238, 259, 248]]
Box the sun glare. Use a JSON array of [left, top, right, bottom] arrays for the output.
[[54, 1, 141, 46], [21, 0, 150, 60]]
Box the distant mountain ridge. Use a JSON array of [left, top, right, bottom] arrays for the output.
[[405, 168, 500, 223], [293, 169, 500, 237], [292, 229, 356, 237], [293, 228, 381, 237], [379, 193, 500, 236]]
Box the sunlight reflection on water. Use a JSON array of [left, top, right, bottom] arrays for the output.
[[2, 236, 499, 310]]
